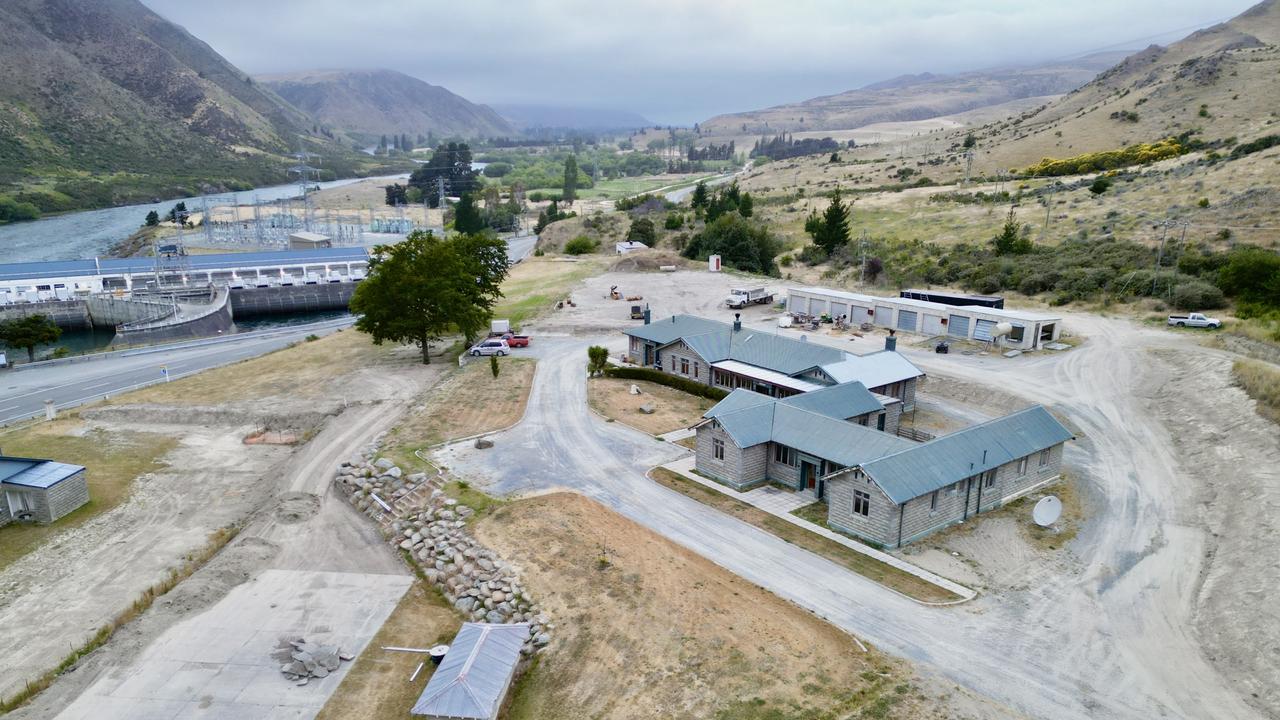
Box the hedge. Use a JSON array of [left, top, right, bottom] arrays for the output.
[[603, 366, 729, 401]]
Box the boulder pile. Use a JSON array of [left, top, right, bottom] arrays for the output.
[[333, 434, 552, 656]]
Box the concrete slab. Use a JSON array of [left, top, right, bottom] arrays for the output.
[[56, 569, 412, 720]]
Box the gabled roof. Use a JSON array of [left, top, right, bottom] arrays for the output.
[[411, 623, 529, 719], [0, 456, 84, 489], [780, 381, 882, 419], [704, 389, 912, 469], [627, 315, 845, 375], [858, 405, 1073, 504], [623, 314, 726, 346], [820, 350, 924, 388]]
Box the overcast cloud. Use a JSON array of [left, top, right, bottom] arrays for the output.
[[145, 0, 1251, 124]]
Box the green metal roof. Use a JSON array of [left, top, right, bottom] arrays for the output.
[[704, 389, 911, 468], [628, 314, 845, 376], [623, 314, 726, 346], [859, 405, 1074, 504], [780, 381, 882, 419]]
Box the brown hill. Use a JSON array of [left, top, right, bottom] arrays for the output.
[[699, 52, 1129, 137], [0, 0, 390, 211], [970, 0, 1280, 171], [258, 69, 514, 143]]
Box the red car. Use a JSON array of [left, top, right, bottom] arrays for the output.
[[502, 333, 531, 348]]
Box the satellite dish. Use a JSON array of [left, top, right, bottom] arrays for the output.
[[1032, 495, 1063, 527]]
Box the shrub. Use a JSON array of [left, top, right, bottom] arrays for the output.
[[1197, 197, 1210, 208], [681, 214, 781, 276], [626, 217, 656, 247], [1024, 137, 1186, 177], [482, 162, 513, 178], [798, 244, 828, 265], [1089, 177, 1112, 195], [564, 236, 599, 255], [664, 213, 684, 230], [1171, 280, 1226, 310], [602, 366, 729, 401]]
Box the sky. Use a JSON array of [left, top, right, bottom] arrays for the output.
[[146, 0, 1256, 125]]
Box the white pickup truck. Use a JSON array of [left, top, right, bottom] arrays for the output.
[[1167, 312, 1221, 328], [724, 287, 774, 309]]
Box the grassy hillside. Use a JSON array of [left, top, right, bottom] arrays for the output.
[[0, 0, 406, 214], [258, 69, 514, 143]]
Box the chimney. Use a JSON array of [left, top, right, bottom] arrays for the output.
[[733, 313, 741, 332], [644, 304, 651, 325], [885, 329, 897, 352]]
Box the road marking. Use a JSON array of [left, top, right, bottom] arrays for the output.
[[0, 405, 19, 413], [83, 381, 115, 390]]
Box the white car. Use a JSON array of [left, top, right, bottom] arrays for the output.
[[469, 339, 510, 357]]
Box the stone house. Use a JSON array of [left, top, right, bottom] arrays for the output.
[[693, 388, 1072, 548], [0, 456, 89, 526], [625, 314, 924, 409]]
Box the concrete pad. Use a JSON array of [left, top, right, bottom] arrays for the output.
[[57, 569, 412, 720]]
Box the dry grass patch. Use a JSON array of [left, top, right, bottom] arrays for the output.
[[0, 417, 176, 571], [121, 328, 422, 406], [476, 492, 946, 720], [385, 358, 536, 465], [650, 469, 960, 604], [316, 581, 460, 720], [587, 377, 714, 435], [1233, 358, 1280, 423], [494, 256, 611, 325]]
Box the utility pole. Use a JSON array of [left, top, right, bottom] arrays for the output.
[[963, 149, 974, 185], [858, 230, 869, 285], [1041, 185, 1052, 240], [1152, 220, 1171, 295]]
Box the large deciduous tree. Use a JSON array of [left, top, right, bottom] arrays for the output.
[[349, 231, 510, 363], [0, 314, 61, 363]]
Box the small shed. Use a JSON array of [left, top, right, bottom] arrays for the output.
[[0, 456, 88, 526], [411, 623, 529, 720], [615, 241, 647, 255], [288, 231, 333, 250]]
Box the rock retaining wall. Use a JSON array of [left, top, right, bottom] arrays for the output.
[[333, 437, 552, 657]]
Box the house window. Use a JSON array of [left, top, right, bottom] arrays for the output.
[[680, 358, 690, 375], [853, 490, 871, 517], [773, 444, 794, 466], [877, 413, 886, 431], [984, 470, 996, 489], [713, 437, 724, 460], [1039, 448, 1051, 467], [694, 362, 699, 379], [671, 356, 676, 371], [1017, 457, 1028, 476], [857, 415, 868, 426], [929, 491, 938, 511]]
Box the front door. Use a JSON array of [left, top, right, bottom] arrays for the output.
[[802, 461, 817, 491]]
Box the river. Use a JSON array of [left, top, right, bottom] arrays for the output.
[[0, 174, 408, 264]]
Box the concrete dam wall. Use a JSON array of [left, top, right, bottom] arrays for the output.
[[230, 282, 355, 317]]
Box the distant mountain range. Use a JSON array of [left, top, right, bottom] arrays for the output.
[[699, 52, 1132, 136], [258, 69, 514, 143], [0, 0, 405, 211], [492, 104, 652, 131]]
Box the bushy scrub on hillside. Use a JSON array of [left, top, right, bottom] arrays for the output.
[[564, 236, 599, 255], [1024, 137, 1187, 177]]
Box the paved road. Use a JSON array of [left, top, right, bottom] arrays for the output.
[[0, 318, 352, 424], [435, 333, 1261, 720]]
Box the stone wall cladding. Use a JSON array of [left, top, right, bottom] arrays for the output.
[[333, 435, 551, 658], [825, 473, 896, 546], [660, 340, 712, 386], [766, 446, 801, 490], [695, 422, 767, 490]]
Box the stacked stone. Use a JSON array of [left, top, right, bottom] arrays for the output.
[[279, 638, 354, 685], [331, 434, 552, 656]]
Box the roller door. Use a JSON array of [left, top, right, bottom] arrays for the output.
[[896, 310, 918, 332], [948, 314, 970, 338], [874, 306, 892, 326], [973, 319, 997, 341], [830, 302, 849, 320], [789, 295, 809, 314], [922, 314, 944, 335]]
